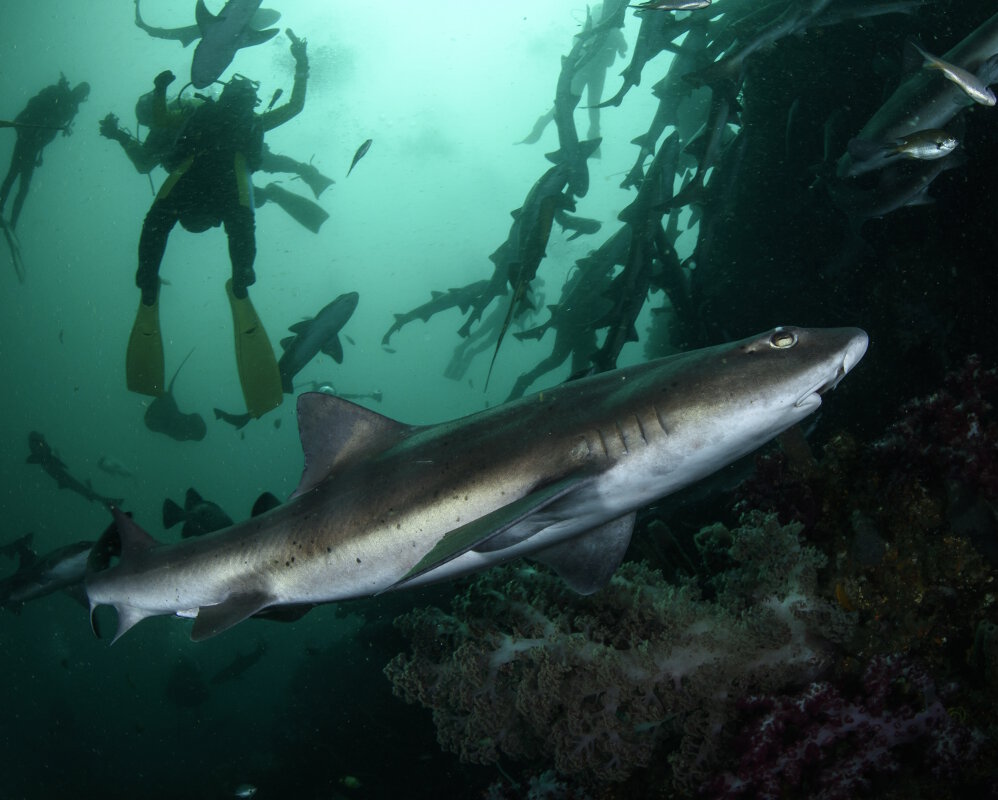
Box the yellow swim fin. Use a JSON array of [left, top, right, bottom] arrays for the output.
[[126, 298, 165, 396], [226, 279, 282, 418]]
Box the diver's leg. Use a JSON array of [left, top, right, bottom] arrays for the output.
[[9, 158, 36, 229], [0, 138, 31, 217], [223, 203, 280, 416], [127, 197, 177, 396], [224, 204, 256, 298], [0, 161, 16, 217], [136, 198, 179, 304], [585, 74, 605, 143]]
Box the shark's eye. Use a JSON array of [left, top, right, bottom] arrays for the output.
[[770, 329, 798, 349]]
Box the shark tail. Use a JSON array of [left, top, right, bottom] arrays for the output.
[[87, 508, 162, 643]]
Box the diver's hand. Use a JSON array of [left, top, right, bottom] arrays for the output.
[[287, 28, 308, 72], [99, 113, 119, 139], [154, 70, 176, 91]]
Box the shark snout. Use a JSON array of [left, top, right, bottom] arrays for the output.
[[825, 328, 869, 394], [794, 328, 869, 408]]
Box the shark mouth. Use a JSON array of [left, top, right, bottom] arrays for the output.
[[795, 365, 848, 408], [794, 334, 869, 408]]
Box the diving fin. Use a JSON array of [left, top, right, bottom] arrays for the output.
[[297, 165, 335, 199], [260, 182, 329, 234], [0, 215, 25, 283], [126, 298, 165, 396], [226, 280, 282, 418]]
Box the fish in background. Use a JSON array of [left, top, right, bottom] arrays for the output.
[[346, 139, 372, 176], [277, 292, 359, 393], [382, 281, 494, 347], [97, 454, 134, 479], [162, 489, 282, 539], [134, 0, 281, 48], [0, 520, 122, 612], [0, 541, 94, 612], [190, 0, 280, 89], [213, 407, 255, 431], [846, 128, 960, 168], [630, 1, 711, 10], [215, 293, 361, 429], [0, 533, 34, 564], [836, 12, 998, 178], [910, 42, 997, 106], [163, 488, 234, 539], [26, 432, 123, 508], [144, 349, 207, 442], [210, 640, 268, 684]]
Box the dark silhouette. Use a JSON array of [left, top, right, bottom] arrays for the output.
[[0, 75, 89, 229], [126, 30, 309, 420]]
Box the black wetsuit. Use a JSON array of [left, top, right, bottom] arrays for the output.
[[136, 97, 263, 304], [133, 56, 308, 306], [0, 79, 86, 228]]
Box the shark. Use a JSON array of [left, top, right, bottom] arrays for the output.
[[190, 0, 280, 89], [1, 541, 93, 611], [86, 326, 867, 643], [134, 0, 280, 49], [277, 292, 359, 394], [144, 349, 207, 442], [27, 432, 123, 508]]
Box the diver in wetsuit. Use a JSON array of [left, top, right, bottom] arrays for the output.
[[0, 75, 90, 229], [126, 31, 309, 418], [100, 92, 336, 206]]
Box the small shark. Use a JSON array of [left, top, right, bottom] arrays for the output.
[[382, 281, 493, 346], [97, 455, 134, 479], [213, 407, 254, 431], [0, 541, 93, 611], [190, 0, 280, 89], [134, 0, 280, 48], [277, 292, 359, 394], [0, 533, 34, 563], [209, 639, 268, 684], [27, 432, 123, 508], [144, 350, 207, 442], [86, 326, 867, 642], [164, 488, 234, 539]]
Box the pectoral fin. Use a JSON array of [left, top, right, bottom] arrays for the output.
[[531, 512, 635, 594], [319, 336, 344, 363], [191, 591, 273, 641], [391, 476, 591, 590]]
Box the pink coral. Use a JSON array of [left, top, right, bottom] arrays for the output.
[[705, 655, 984, 800]]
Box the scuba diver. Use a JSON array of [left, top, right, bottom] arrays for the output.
[[126, 30, 309, 418], [0, 75, 90, 229], [517, 3, 626, 150], [99, 90, 334, 230]]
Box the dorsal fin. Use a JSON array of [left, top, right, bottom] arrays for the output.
[[194, 0, 215, 32], [111, 506, 161, 560], [251, 491, 282, 517], [292, 393, 413, 497], [194, 0, 215, 35]]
